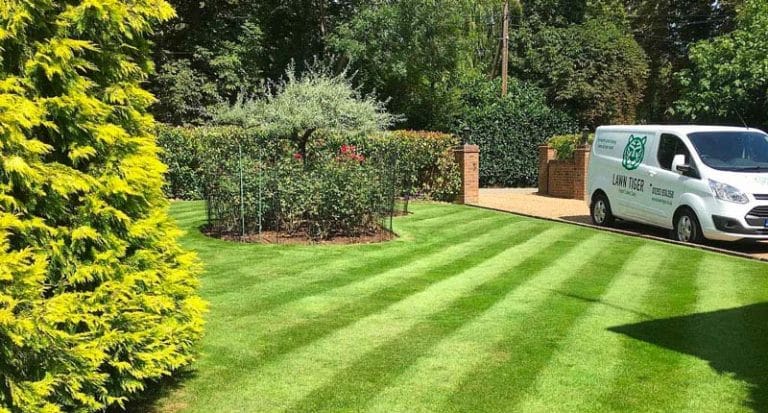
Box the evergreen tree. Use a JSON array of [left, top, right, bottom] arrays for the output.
[[0, 0, 206, 411]]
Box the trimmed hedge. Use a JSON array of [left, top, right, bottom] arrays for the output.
[[157, 126, 461, 202], [156, 126, 204, 199], [324, 130, 461, 202], [453, 77, 577, 187]]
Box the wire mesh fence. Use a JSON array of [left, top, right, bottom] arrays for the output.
[[201, 140, 410, 244]]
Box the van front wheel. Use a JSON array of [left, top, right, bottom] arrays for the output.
[[591, 193, 615, 227], [674, 208, 704, 244]]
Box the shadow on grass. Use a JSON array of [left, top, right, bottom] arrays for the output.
[[108, 368, 197, 413], [609, 303, 768, 412]]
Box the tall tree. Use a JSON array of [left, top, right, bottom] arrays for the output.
[[511, 0, 649, 126], [330, 0, 499, 129], [150, 0, 265, 124], [0, 0, 205, 410], [625, 0, 741, 121], [150, 0, 369, 125], [675, 0, 768, 128]]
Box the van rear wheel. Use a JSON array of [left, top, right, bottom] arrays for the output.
[[591, 193, 615, 227], [674, 208, 704, 244]]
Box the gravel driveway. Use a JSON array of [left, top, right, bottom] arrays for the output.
[[476, 188, 768, 261]]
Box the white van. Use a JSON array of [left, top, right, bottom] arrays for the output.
[[587, 125, 768, 243]]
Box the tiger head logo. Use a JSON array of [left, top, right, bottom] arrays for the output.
[[622, 135, 647, 171]]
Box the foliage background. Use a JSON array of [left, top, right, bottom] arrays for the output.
[[454, 77, 577, 187], [675, 0, 768, 130], [148, 0, 756, 188]]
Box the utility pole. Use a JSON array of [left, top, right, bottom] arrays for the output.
[[501, 0, 509, 97]]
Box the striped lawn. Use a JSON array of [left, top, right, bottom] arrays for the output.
[[148, 201, 768, 413]]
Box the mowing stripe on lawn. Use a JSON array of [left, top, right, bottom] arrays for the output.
[[212, 212, 518, 314], [201, 208, 497, 296], [509, 244, 664, 412], [599, 250, 704, 412], [450, 237, 642, 411], [201, 208, 496, 298], [682, 255, 753, 413], [222, 219, 540, 334], [197, 217, 543, 374], [183, 207, 498, 301], [288, 230, 596, 412], [398, 205, 483, 225], [202, 220, 551, 376], [435, 235, 643, 412], [206, 226, 578, 412], [364, 232, 621, 413]]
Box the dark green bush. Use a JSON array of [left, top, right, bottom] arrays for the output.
[[158, 125, 460, 239], [453, 77, 577, 187], [196, 131, 394, 240], [157, 127, 204, 200]]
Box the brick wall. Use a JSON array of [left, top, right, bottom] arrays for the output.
[[538, 145, 590, 200], [454, 144, 480, 204]]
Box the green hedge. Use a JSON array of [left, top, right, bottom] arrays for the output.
[[156, 126, 204, 199], [157, 126, 460, 202], [453, 77, 577, 187], [323, 130, 461, 202]]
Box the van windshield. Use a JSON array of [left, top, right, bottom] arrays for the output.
[[688, 131, 768, 172]]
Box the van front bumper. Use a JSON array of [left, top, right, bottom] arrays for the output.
[[701, 211, 768, 241], [693, 198, 768, 241], [709, 215, 768, 239]]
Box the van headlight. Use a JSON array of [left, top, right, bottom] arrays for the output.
[[708, 179, 749, 204]]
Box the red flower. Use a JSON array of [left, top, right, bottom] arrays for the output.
[[337, 144, 365, 163], [293, 153, 303, 160]]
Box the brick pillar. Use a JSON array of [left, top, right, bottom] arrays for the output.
[[454, 144, 480, 205], [573, 145, 591, 201], [538, 145, 555, 195]]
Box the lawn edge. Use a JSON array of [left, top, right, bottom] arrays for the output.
[[468, 204, 768, 264]]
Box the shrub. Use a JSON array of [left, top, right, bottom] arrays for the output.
[[453, 77, 577, 187], [158, 126, 460, 202], [213, 62, 398, 160], [198, 131, 394, 240], [548, 133, 595, 160], [323, 130, 461, 202], [0, 1, 205, 411], [157, 126, 204, 200]]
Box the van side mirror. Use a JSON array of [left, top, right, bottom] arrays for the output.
[[672, 154, 693, 175]]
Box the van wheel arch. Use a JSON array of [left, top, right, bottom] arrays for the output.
[[673, 206, 705, 244], [590, 190, 615, 227], [591, 189, 608, 205], [672, 205, 694, 227]]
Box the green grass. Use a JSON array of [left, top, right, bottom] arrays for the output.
[[150, 201, 768, 413]]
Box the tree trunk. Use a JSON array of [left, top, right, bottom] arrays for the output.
[[298, 128, 316, 166]]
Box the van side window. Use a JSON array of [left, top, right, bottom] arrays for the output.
[[657, 134, 691, 170]]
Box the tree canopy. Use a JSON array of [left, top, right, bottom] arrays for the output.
[[148, 0, 757, 129], [675, 0, 768, 128]]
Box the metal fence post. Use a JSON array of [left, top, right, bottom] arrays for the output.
[[238, 141, 245, 238]]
